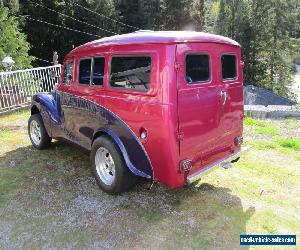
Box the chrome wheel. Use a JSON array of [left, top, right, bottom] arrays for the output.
[[95, 147, 116, 185], [30, 120, 41, 146]]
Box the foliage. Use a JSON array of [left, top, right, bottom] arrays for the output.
[[0, 7, 32, 70], [279, 139, 300, 151], [244, 116, 271, 127], [215, 0, 300, 98], [0, 0, 19, 12]]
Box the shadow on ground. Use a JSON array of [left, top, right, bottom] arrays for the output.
[[0, 141, 255, 249]]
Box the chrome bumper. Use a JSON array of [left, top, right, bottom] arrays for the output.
[[187, 146, 252, 184]]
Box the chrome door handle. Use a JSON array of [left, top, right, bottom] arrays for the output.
[[220, 90, 227, 105]]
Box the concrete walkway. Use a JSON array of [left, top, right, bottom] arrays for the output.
[[245, 105, 300, 120]]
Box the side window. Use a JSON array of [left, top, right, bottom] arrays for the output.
[[92, 57, 105, 86], [110, 56, 151, 91], [62, 61, 73, 85], [79, 59, 92, 85], [222, 54, 237, 80], [186, 54, 210, 84]]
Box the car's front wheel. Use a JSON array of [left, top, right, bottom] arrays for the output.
[[28, 113, 51, 149], [90, 136, 137, 194]]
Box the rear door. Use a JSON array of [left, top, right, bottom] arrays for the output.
[[176, 43, 225, 172], [217, 46, 244, 152]]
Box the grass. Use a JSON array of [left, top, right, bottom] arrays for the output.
[[0, 111, 299, 249], [279, 139, 300, 151], [244, 117, 270, 127], [255, 126, 280, 136]]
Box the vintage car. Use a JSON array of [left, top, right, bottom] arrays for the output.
[[28, 31, 250, 194]]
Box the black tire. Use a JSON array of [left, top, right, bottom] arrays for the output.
[[28, 113, 51, 150], [90, 136, 137, 194]]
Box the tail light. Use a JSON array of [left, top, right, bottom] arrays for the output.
[[179, 159, 192, 173]]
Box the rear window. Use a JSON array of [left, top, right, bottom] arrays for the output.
[[222, 54, 237, 80], [110, 56, 151, 91], [186, 54, 210, 83]]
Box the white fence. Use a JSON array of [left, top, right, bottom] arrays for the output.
[[0, 65, 61, 114]]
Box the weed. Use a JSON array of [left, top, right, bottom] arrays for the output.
[[279, 139, 300, 151]]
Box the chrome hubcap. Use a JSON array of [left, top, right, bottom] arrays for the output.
[[95, 147, 116, 185], [30, 120, 41, 145]]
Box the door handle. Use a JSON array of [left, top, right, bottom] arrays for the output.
[[220, 90, 227, 105]]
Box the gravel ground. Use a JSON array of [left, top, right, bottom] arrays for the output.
[[0, 111, 299, 249]]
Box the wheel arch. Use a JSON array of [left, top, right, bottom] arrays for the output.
[[92, 127, 152, 179], [31, 105, 40, 115]]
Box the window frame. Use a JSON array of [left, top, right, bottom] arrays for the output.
[[109, 54, 153, 93], [62, 60, 74, 86], [184, 52, 212, 85], [221, 53, 238, 81], [78, 57, 93, 86], [78, 56, 105, 88], [91, 56, 105, 87]]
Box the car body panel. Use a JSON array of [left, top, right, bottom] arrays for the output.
[[31, 31, 243, 188], [176, 42, 243, 176]]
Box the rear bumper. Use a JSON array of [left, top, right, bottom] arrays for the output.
[[187, 146, 252, 184]]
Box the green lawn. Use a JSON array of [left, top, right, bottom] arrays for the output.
[[0, 110, 299, 249]]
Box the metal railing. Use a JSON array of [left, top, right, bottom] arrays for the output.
[[0, 65, 61, 114]]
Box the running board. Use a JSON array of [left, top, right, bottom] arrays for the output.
[[187, 146, 252, 184]]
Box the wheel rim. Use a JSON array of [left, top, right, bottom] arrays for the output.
[[30, 120, 41, 146], [95, 147, 116, 186]]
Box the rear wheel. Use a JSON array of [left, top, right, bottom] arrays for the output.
[[28, 113, 51, 149], [90, 136, 137, 194]]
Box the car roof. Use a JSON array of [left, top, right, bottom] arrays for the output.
[[69, 31, 240, 55]]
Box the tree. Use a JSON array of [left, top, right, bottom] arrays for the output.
[[215, 0, 300, 98], [19, 0, 120, 65], [0, 7, 32, 70], [190, 0, 206, 31], [0, 0, 19, 13]]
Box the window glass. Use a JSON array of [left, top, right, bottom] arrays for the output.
[[92, 57, 105, 86], [110, 56, 151, 91], [222, 54, 237, 80], [79, 59, 92, 85], [186, 54, 210, 83], [62, 62, 73, 85]]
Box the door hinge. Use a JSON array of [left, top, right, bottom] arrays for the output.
[[177, 131, 184, 141]]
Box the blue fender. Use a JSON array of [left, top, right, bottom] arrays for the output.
[[32, 93, 61, 125], [95, 128, 152, 179]]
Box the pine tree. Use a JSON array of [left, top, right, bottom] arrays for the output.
[[214, 0, 300, 98]]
